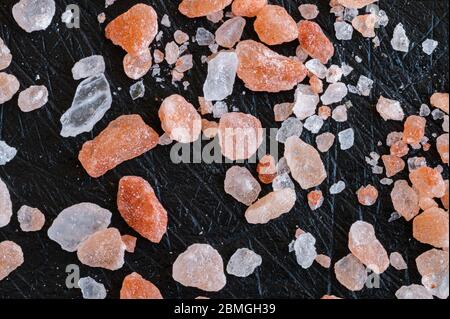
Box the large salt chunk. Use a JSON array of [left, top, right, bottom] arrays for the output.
[[47, 202, 112, 252], [321, 82, 348, 105], [293, 85, 319, 120], [60, 74, 112, 137], [12, 0, 55, 33], [0, 241, 24, 281], [391, 23, 410, 52], [226, 248, 262, 277], [338, 128, 354, 150], [0, 178, 13, 228], [294, 233, 317, 269], [334, 254, 367, 291], [172, 243, 226, 292], [416, 249, 449, 299], [395, 285, 433, 299], [215, 17, 246, 48], [0, 38, 12, 71], [334, 21, 353, 40], [203, 51, 238, 101], [224, 166, 261, 206], [376, 96, 404, 121], [0, 141, 17, 165], [276, 117, 303, 143], [72, 55, 106, 80], [0, 73, 20, 104], [245, 188, 296, 224], [78, 277, 107, 299]]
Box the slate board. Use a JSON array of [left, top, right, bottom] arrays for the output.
[[0, 0, 448, 299]]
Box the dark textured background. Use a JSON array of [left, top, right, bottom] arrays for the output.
[[0, 0, 448, 299]]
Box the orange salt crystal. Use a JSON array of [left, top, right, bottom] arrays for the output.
[[391, 180, 420, 221], [105, 4, 158, 55], [117, 176, 168, 244], [79, 115, 159, 178], [120, 272, 163, 299], [382, 155, 405, 178], [298, 21, 334, 64], [123, 49, 152, 80], [436, 133, 449, 164], [254, 5, 298, 45], [257, 155, 277, 184], [413, 207, 449, 249], [356, 185, 378, 206], [441, 180, 449, 210], [422, 143, 431, 151], [409, 167, 446, 198], [390, 141, 409, 157], [236, 40, 307, 92], [0, 241, 24, 281], [352, 14, 377, 38], [318, 105, 332, 120], [315, 254, 331, 268], [430, 92, 449, 114], [402, 115, 426, 145], [179, 0, 233, 18], [307, 190, 324, 210], [201, 119, 219, 139], [232, 0, 267, 17], [418, 197, 438, 211], [309, 75, 323, 94], [337, 0, 378, 8], [121, 235, 137, 253]]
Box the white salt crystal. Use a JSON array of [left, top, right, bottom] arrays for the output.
[[334, 21, 353, 40], [72, 55, 106, 80], [207, 10, 224, 23], [338, 128, 354, 150], [372, 165, 383, 174], [332, 105, 348, 122], [224, 166, 261, 206], [12, 0, 55, 33], [344, 8, 358, 22], [272, 173, 295, 191], [213, 101, 228, 118], [391, 23, 410, 52], [161, 14, 171, 27], [380, 178, 393, 185], [432, 109, 445, 120], [356, 75, 374, 96], [294, 233, 317, 269], [341, 63, 354, 76], [0, 177, 12, 228], [203, 51, 238, 101], [422, 39, 438, 55], [78, 277, 107, 299], [355, 55, 362, 63], [305, 59, 327, 79], [419, 104, 431, 117], [129, 80, 145, 100], [326, 65, 343, 83], [276, 117, 303, 143], [276, 157, 290, 175], [226, 248, 262, 277], [196, 27, 215, 46], [330, 181, 346, 194], [443, 115, 449, 132], [293, 84, 319, 120], [321, 82, 348, 105], [0, 141, 17, 165], [304, 115, 324, 134]]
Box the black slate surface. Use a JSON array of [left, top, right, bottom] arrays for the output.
[[0, 0, 448, 299]]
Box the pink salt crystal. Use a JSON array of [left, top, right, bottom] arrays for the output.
[[419, 197, 438, 211], [285, 136, 327, 189], [382, 155, 405, 178], [215, 17, 246, 49], [274, 103, 294, 122], [410, 167, 446, 198], [348, 221, 389, 274], [17, 85, 48, 112], [165, 41, 179, 65], [0, 241, 24, 281], [174, 30, 189, 45], [179, 0, 233, 18], [17, 205, 45, 232], [315, 132, 335, 153], [391, 180, 420, 221], [0, 72, 20, 104], [171, 70, 184, 82], [413, 207, 449, 249], [376, 96, 404, 121], [386, 131, 403, 146], [295, 228, 305, 238], [207, 10, 224, 23], [120, 272, 163, 299], [334, 254, 368, 291], [403, 115, 426, 145], [318, 105, 332, 120], [298, 21, 335, 65], [352, 14, 377, 38], [254, 5, 298, 46], [430, 92, 449, 114], [337, 0, 378, 9], [77, 228, 126, 270], [0, 38, 12, 71], [416, 248, 449, 299], [356, 185, 378, 206], [159, 94, 202, 143], [172, 243, 226, 292], [395, 284, 433, 299], [436, 133, 449, 164], [121, 235, 137, 253], [123, 49, 152, 80], [441, 181, 449, 210], [390, 252, 408, 270], [199, 97, 213, 115], [201, 119, 218, 139], [175, 55, 193, 73], [218, 112, 264, 160], [295, 46, 309, 62], [299, 4, 319, 20], [153, 49, 164, 64], [315, 254, 331, 268], [232, 0, 267, 17], [307, 190, 324, 210], [224, 166, 261, 206], [309, 75, 323, 94], [390, 141, 409, 158], [245, 188, 297, 224]]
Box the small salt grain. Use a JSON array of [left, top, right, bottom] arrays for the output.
[[338, 128, 354, 150], [330, 181, 346, 194], [422, 39, 438, 55]]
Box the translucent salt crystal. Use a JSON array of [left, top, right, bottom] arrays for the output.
[[355, 55, 362, 63], [356, 75, 374, 96], [338, 128, 354, 150], [326, 65, 343, 83], [12, 0, 55, 33], [305, 59, 327, 79], [161, 14, 170, 27], [413, 207, 448, 248], [356, 185, 378, 206], [316, 132, 335, 153], [341, 63, 354, 76], [203, 51, 238, 101], [432, 109, 445, 120], [386, 131, 403, 146], [348, 83, 358, 93], [209, 43, 219, 53], [226, 248, 262, 277], [419, 104, 431, 117], [304, 115, 323, 134], [343, 8, 358, 21], [309, 75, 323, 94], [17, 85, 48, 112], [293, 85, 319, 120], [245, 189, 297, 224], [105, 0, 117, 8], [215, 17, 246, 48], [422, 39, 438, 55], [174, 30, 189, 44], [295, 46, 309, 62], [321, 82, 348, 105], [0, 73, 20, 104], [380, 178, 393, 185], [72, 56, 105, 80], [17, 205, 45, 232], [391, 23, 410, 52], [334, 21, 353, 40], [0, 141, 17, 165], [175, 55, 193, 73], [129, 81, 145, 100], [78, 277, 107, 299], [443, 116, 449, 132], [0, 241, 24, 281], [172, 243, 226, 292], [352, 14, 378, 38], [97, 12, 106, 24], [0, 178, 12, 228], [207, 10, 224, 23], [388, 212, 401, 222], [276, 117, 303, 143], [272, 173, 295, 191], [334, 254, 367, 291], [123, 49, 152, 80], [60, 74, 112, 137], [165, 42, 179, 65], [212, 101, 228, 118], [274, 103, 293, 122], [294, 233, 317, 269], [332, 105, 348, 122], [407, 157, 427, 171], [299, 4, 319, 20], [276, 157, 290, 175], [224, 166, 261, 206], [395, 285, 433, 299], [196, 27, 215, 46], [390, 252, 407, 270], [47, 203, 112, 252], [330, 181, 346, 194], [0, 38, 12, 71], [376, 96, 404, 121], [372, 165, 383, 174], [158, 133, 173, 146]]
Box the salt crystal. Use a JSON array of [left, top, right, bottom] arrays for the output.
[[97, 13, 106, 24], [226, 248, 262, 277], [305, 59, 327, 79], [395, 285, 433, 299], [390, 252, 407, 270], [123, 49, 152, 80], [213, 101, 228, 118], [207, 10, 224, 23], [60, 74, 112, 137], [224, 166, 261, 206], [293, 85, 319, 120], [78, 277, 107, 299], [419, 104, 431, 117], [386, 131, 403, 146], [120, 272, 163, 299], [203, 52, 238, 101], [343, 8, 358, 21], [341, 63, 354, 76], [432, 109, 445, 120], [215, 17, 246, 48], [321, 82, 348, 105], [295, 46, 309, 62], [372, 165, 383, 174], [253, 5, 298, 46], [355, 55, 362, 63], [422, 39, 438, 55], [391, 23, 410, 53], [356, 184, 378, 206], [276, 117, 303, 143], [47, 202, 112, 252], [416, 249, 449, 299], [316, 254, 331, 268], [276, 157, 290, 175], [72, 56, 105, 80], [245, 188, 296, 224], [388, 212, 401, 222], [18, 85, 48, 112], [129, 81, 145, 100], [304, 115, 324, 134], [380, 178, 393, 185], [294, 233, 317, 269], [330, 181, 346, 194], [0, 178, 12, 228], [316, 132, 335, 153], [338, 128, 354, 150], [196, 28, 215, 46], [121, 235, 137, 253], [332, 105, 348, 122], [372, 36, 380, 47], [161, 14, 171, 27], [352, 14, 378, 38], [274, 103, 293, 122], [0, 141, 17, 165], [272, 173, 295, 191], [175, 55, 193, 73], [0, 241, 24, 281], [158, 133, 173, 146], [299, 4, 319, 20], [326, 65, 343, 83], [0, 38, 12, 71], [165, 42, 179, 65], [356, 75, 374, 96], [307, 190, 324, 210], [0, 73, 20, 104], [407, 157, 427, 171], [334, 254, 367, 291], [376, 96, 404, 121], [12, 0, 55, 33], [174, 30, 189, 44], [334, 21, 354, 40], [413, 207, 448, 248], [17, 205, 45, 232], [443, 116, 449, 132]]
